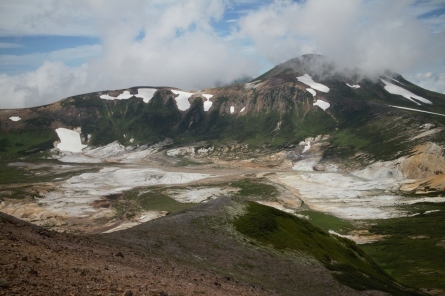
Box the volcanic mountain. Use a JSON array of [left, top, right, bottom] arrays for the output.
[[1, 55, 445, 295]]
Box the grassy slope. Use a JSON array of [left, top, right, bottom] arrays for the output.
[[234, 202, 421, 295], [362, 203, 445, 292]]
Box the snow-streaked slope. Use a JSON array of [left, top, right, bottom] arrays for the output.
[[55, 128, 86, 153], [313, 100, 330, 111], [381, 79, 432, 105], [297, 74, 330, 92], [306, 88, 316, 96], [9, 116, 21, 121], [135, 88, 157, 103], [346, 83, 360, 89]]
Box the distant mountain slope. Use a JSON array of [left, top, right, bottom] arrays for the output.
[[1, 54, 444, 165]]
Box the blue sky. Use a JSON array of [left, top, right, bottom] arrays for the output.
[[0, 0, 444, 108]]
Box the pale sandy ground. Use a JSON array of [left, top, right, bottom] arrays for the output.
[[2, 140, 444, 243]]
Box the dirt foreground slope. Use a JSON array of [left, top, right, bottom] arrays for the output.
[[0, 212, 275, 296]]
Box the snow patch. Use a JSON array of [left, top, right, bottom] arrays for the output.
[[55, 128, 87, 153], [171, 90, 193, 111], [313, 100, 330, 111], [100, 90, 133, 101], [389, 105, 445, 117], [306, 88, 316, 96], [9, 116, 21, 121], [135, 88, 157, 103], [381, 79, 432, 105], [346, 83, 360, 89], [202, 94, 213, 111], [297, 74, 330, 92], [230, 106, 235, 113]]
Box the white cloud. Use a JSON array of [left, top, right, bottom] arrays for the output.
[[236, 0, 445, 77], [0, 0, 444, 108], [0, 44, 101, 74], [0, 62, 89, 108], [0, 0, 259, 108]]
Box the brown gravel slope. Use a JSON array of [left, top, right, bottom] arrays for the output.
[[0, 211, 274, 296], [1, 197, 387, 296], [99, 198, 386, 296]]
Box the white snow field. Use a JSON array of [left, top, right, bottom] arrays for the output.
[[55, 128, 87, 153], [381, 79, 432, 105], [202, 94, 213, 111], [346, 83, 360, 89], [306, 88, 316, 96], [389, 105, 445, 117], [297, 74, 330, 92], [9, 116, 21, 121], [230, 106, 235, 113], [171, 90, 195, 111], [313, 100, 330, 110], [39, 167, 213, 218], [100, 90, 134, 100], [135, 88, 157, 103]]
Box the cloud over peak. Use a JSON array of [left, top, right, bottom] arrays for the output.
[[0, 0, 444, 108]]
